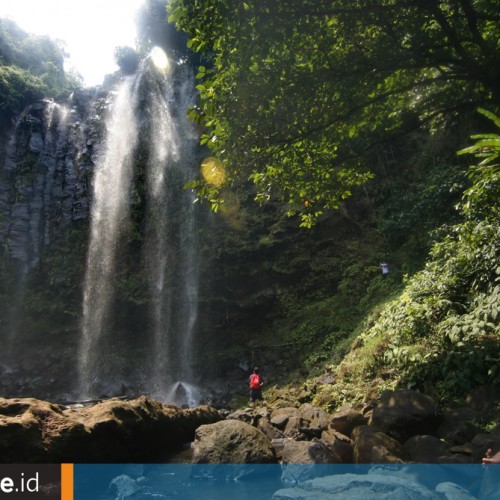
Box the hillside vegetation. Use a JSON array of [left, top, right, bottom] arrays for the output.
[[169, 0, 500, 406], [0, 18, 78, 123], [306, 111, 499, 408]]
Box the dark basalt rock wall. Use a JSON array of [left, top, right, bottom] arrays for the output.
[[0, 88, 105, 271]]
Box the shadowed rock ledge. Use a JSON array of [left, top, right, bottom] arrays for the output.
[[0, 395, 222, 462]]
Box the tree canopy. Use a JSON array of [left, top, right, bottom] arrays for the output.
[[0, 18, 76, 119], [168, 0, 500, 225]]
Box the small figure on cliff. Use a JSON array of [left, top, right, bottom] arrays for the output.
[[483, 449, 500, 464], [249, 366, 264, 407], [379, 261, 389, 277]]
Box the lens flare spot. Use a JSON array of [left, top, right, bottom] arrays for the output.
[[201, 157, 226, 187], [151, 46, 170, 72]]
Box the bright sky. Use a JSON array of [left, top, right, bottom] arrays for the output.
[[0, 0, 146, 86]]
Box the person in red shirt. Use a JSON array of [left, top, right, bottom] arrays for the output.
[[249, 366, 264, 407]]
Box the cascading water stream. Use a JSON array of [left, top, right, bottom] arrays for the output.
[[145, 62, 199, 402], [78, 76, 140, 398], [144, 69, 177, 397], [78, 50, 200, 405]]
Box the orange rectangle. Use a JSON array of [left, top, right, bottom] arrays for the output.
[[61, 463, 74, 500]]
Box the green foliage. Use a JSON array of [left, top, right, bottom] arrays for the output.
[[341, 113, 500, 401], [169, 0, 499, 224], [378, 160, 467, 251], [3, 222, 90, 343], [458, 108, 500, 220], [0, 18, 74, 117], [262, 227, 402, 373], [0, 65, 48, 110]]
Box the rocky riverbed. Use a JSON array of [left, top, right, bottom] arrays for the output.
[[1, 388, 499, 465]]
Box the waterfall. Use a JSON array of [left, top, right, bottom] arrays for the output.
[[78, 76, 141, 398], [145, 63, 199, 402], [78, 51, 200, 405]]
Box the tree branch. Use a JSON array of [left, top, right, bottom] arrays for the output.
[[458, 0, 494, 58]]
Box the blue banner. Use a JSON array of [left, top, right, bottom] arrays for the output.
[[73, 464, 499, 499]]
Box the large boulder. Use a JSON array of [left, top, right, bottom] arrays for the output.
[[403, 435, 456, 463], [352, 425, 409, 464], [257, 416, 285, 441], [329, 406, 367, 437], [0, 398, 86, 462], [436, 407, 480, 445], [270, 407, 301, 430], [298, 404, 330, 435], [191, 419, 277, 463], [370, 390, 441, 442], [281, 439, 340, 464], [320, 428, 354, 463], [271, 405, 330, 440], [0, 396, 222, 462], [226, 408, 254, 424]]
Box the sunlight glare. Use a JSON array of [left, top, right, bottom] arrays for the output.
[[0, 0, 145, 86], [150, 46, 170, 73], [201, 157, 226, 187]]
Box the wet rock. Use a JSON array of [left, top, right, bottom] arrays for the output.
[[0, 98, 100, 271], [29, 132, 44, 153], [320, 428, 354, 462], [436, 407, 480, 445], [282, 439, 339, 464], [191, 419, 277, 464], [404, 435, 454, 463], [352, 425, 409, 464], [370, 390, 441, 442], [329, 406, 367, 437]]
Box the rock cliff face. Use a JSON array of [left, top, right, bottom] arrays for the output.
[[0, 88, 105, 270], [0, 64, 211, 402], [0, 85, 122, 400]]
